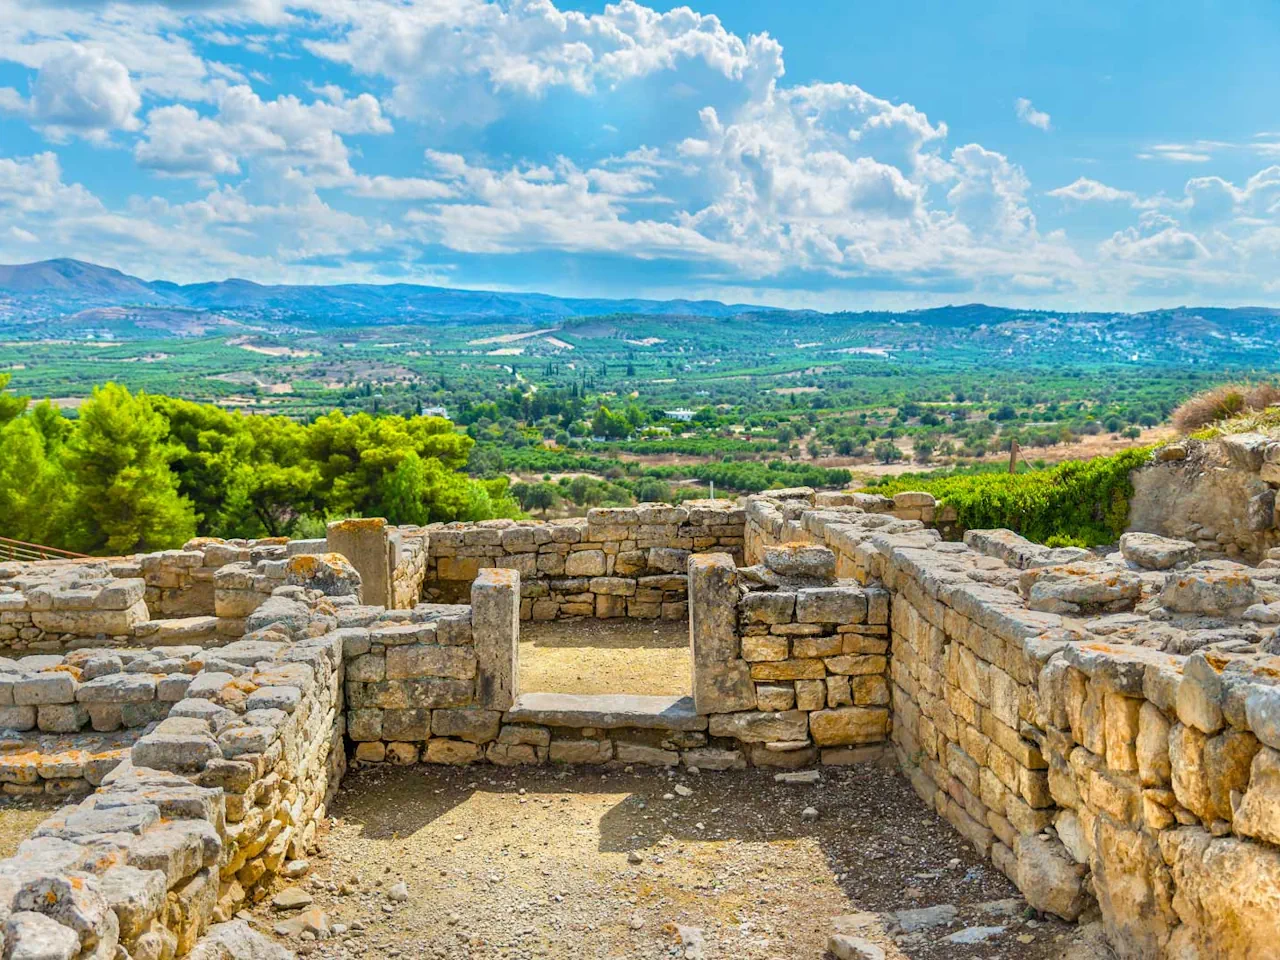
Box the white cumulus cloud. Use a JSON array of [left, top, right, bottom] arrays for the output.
[[1014, 97, 1050, 131], [28, 45, 141, 141]]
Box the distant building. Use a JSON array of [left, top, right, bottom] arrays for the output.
[[665, 409, 695, 422], [421, 405, 450, 420]]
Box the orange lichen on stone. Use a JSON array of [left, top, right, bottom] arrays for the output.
[[330, 517, 387, 533], [287, 554, 321, 576]]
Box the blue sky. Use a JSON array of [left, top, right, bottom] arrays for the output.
[[0, 0, 1278, 310]]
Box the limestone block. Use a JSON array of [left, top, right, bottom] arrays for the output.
[[1170, 722, 1212, 821], [1160, 569, 1258, 615], [385, 742, 420, 764], [3, 912, 80, 960], [588, 577, 636, 597], [809, 707, 888, 746], [1158, 827, 1280, 959], [795, 680, 825, 712], [1119, 533, 1198, 571], [740, 591, 795, 624], [647, 547, 690, 573], [694, 661, 756, 714], [851, 675, 889, 706], [1177, 656, 1227, 738], [327, 517, 392, 606], [762, 543, 835, 580], [747, 742, 817, 769], [347, 654, 385, 683], [755, 683, 795, 712], [750, 659, 825, 681], [33, 601, 149, 636], [825, 675, 852, 708], [76, 674, 157, 704], [498, 724, 551, 747], [708, 710, 808, 743], [549, 738, 612, 764], [688, 553, 738, 664], [285, 552, 362, 599], [37, 704, 88, 733], [595, 594, 626, 618], [823, 655, 887, 677], [1103, 693, 1142, 773], [13, 672, 76, 706], [0, 704, 36, 730], [564, 550, 606, 577], [1013, 834, 1088, 921], [796, 587, 867, 625], [681, 747, 745, 770], [1137, 702, 1172, 787], [431, 708, 501, 743], [380, 708, 431, 740], [385, 644, 476, 681], [1202, 727, 1259, 823], [347, 709, 383, 742], [791, 634, 842, 658], [472, 567, 519, 711], [614, 742, 678, 766]]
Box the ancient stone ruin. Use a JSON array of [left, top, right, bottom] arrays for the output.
[[3, 482, 1280, 958]]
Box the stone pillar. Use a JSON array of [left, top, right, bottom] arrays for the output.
[[688, 552, 755, 714], [472, 567, 520, 711], [326, 518, 393, 608]]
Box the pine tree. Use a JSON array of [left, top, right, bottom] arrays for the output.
[[60, 383, 197, 554]]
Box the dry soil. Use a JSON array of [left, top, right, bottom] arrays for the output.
[[250, 763, 1113, 960], [518, 619, 691, 697]]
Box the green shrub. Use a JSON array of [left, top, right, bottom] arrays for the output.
[[862, 447, 1154, 546]]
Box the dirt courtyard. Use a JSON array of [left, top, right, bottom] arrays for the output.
[[518, 618, 691, 697], [252, 763, 1109, 960], [0, 794, 62, 859]]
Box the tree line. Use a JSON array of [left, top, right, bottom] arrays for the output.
[[0, 376, 517, 555]]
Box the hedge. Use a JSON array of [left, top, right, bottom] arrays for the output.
[[863, 447, 1154, 546]]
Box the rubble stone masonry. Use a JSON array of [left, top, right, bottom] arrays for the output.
[[10, 478, 1280, 957]]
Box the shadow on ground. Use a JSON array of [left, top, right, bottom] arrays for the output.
[[315, 761, 1090, 959]]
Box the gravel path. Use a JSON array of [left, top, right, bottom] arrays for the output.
[[518, 618, 690, 696], [250, 762, 1111, 959]]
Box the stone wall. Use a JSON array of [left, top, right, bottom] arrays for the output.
[[0, 538, 371, 655], [688, 547, 891, 769], [747, 487, 1280, 959], [0, 559, 149, 653], [421, 501, 745, 619], [0, 580, 356, 959], [349, 545, 893, 773], [389, 527, 428, 610], [0, 552, 371, 957], [1129, 436, 1280, 562]]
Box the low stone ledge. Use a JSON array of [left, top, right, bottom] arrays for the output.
[[504, 692, 708, 731]]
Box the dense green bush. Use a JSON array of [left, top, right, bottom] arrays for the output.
[[864, 447, 1154, 546]]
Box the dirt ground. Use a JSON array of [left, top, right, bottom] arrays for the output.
[[252, 763, 1111, 960], [0, 794, 64, 858], [519, 619, 691, 697]]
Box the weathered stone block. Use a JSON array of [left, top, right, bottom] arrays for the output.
[[693, 660, 756, 714], [796, 587, 867, 625], [689, 553, 738, 664], [740, 592, 795, 625], [708, 710, 808, 743], [809, 707, 888, 746], [385, 644, 476, 681], [431, 707, 501, 743]]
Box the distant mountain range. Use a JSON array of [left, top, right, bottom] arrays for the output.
[[3, 259, 1280, 353], [0, 258, 772, 324]]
